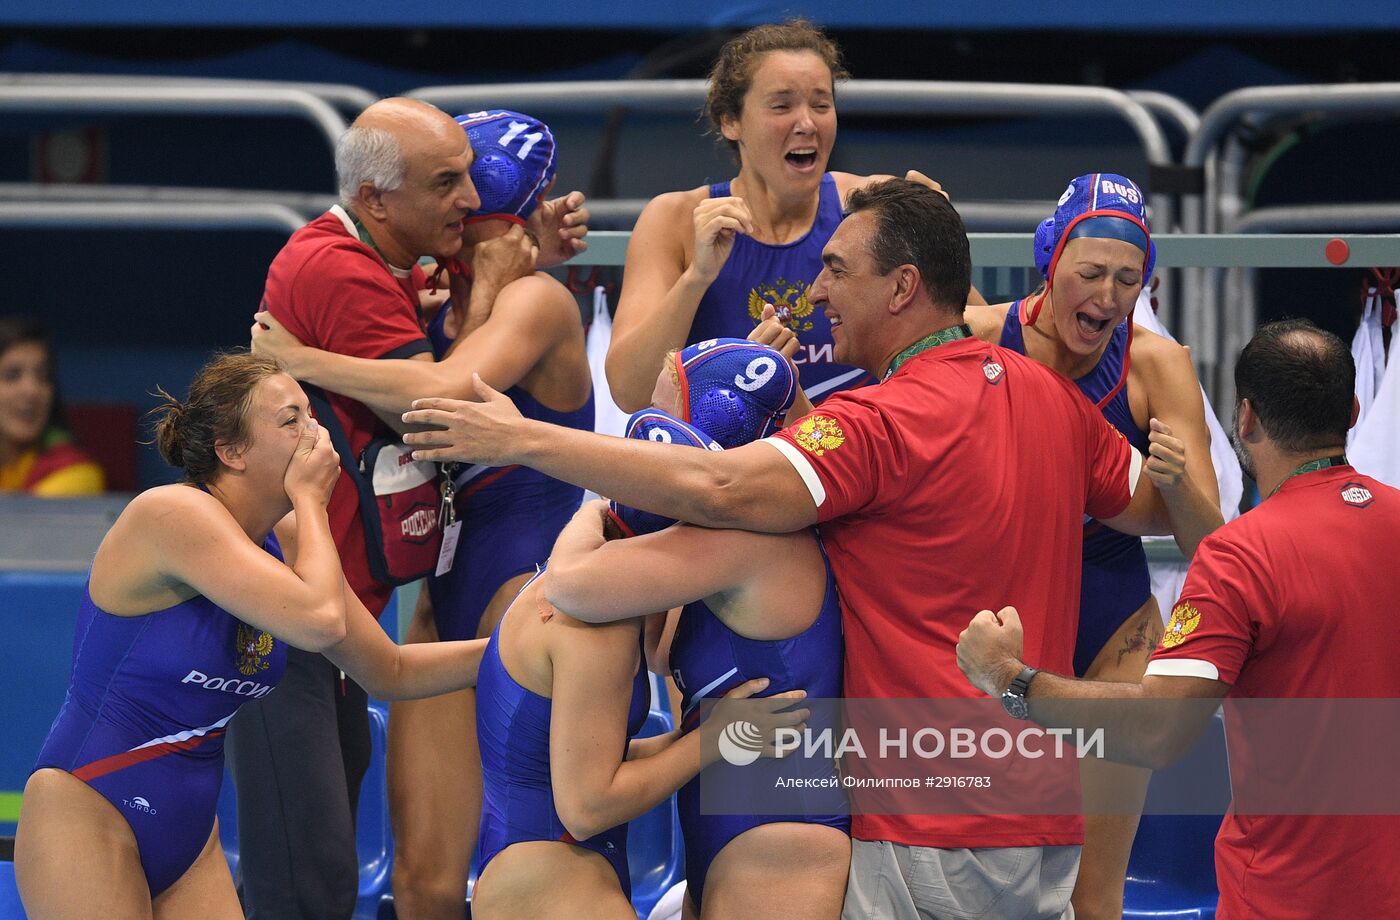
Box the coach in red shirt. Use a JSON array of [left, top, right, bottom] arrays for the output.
[[226, 97, 583, 920], [958, 318, 1400, 919], [404, 179, 1178, 919], [223, 97, 482, 920]]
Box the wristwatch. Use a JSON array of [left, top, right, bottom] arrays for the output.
[[1000, 666, 1039, 720]]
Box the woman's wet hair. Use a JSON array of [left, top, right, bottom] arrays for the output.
[[703, 18, 848, 158], [150, 351, 283, 484]]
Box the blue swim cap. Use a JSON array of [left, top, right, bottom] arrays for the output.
[[1032, 173, 1155, 282], [608, 409, 722, 538], [454, 110, 557, 225], [676, 339, 796, 449]]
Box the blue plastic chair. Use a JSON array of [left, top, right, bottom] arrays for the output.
[[626, 674, 686, 919], [215, 700, 395, 920], [0, 861, 27, 920], [1122, 711, 1227, 919], [355, 701, 395, 918]]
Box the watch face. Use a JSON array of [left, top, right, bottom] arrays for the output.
[[1001, 691, 1029, 720]]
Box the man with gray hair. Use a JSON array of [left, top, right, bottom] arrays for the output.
[[226, 97, 587, 919]]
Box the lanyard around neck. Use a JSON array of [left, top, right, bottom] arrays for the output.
[[1266, 454, 1348, 500], [884, 324, 973, 380]]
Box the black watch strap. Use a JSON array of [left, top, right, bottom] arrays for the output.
[[1006, 666, 1039, 698]]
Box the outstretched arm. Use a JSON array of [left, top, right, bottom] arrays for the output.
[[323, 580, 488, 699], [403, 377, 818, 533], [956, 605, 1227, 768], [543, 500, 776, 624], [273, 514, 487, 698]]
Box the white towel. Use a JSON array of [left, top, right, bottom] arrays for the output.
[[1133, 289, 1243, 523], [1348, 309, 1400, 489], [583, 285, 633, 505], [585, 284, 632, 439], [645, 881, 687, 920], [1349, 287, 1386, 434]]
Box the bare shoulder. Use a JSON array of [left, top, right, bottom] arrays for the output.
[[545, 607, 643, 668], [91, 485, 232, 604], [548, 608, 640, 642], [118, 483, 223, 532], [965, 302, 1010, 341], [1130, 324, 1197, 388], [641, 186, 710, 222], [627, 187, 711, 267], [497, 273, 578, 320]]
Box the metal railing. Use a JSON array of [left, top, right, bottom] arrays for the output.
[[0, 73, 377, 114], [1178, 83, 1400, 395], [12, 73, 1399, 408], [406, 78, 1176, 225], [0, 84, 349, 182], [584, 196, 1058, 232], [0, 200, 309, 234], [1128, 90, 1199, 141], [0, 182, 336, 221], [1183, 83, 1400, 234], [564, 229, 1400, 271], [1217, 206, 1400, 408]]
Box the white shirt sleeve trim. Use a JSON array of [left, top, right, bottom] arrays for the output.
[[1127, 445, 1143, 498], [763, 438, 826, 507], [1145, 658, 1220, 681]]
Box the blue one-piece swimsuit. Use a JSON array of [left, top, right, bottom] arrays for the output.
[[669, 535, 849, 907], [1000, 300, 1152, 675], [425, 308, 592, 640], [474, 570, 651, 897], [34, 534, 288, 895], [693, 174, 875, 402]]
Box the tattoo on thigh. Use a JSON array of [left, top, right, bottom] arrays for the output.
[[1117, 613, 1163, 667]]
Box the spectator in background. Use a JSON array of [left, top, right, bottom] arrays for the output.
[[0, 316, 104, 496]]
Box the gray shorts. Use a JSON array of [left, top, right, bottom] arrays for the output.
[[841, 839, 1079, 920]]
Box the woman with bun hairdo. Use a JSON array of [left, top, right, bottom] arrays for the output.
[[14, 351, 489, 920]]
